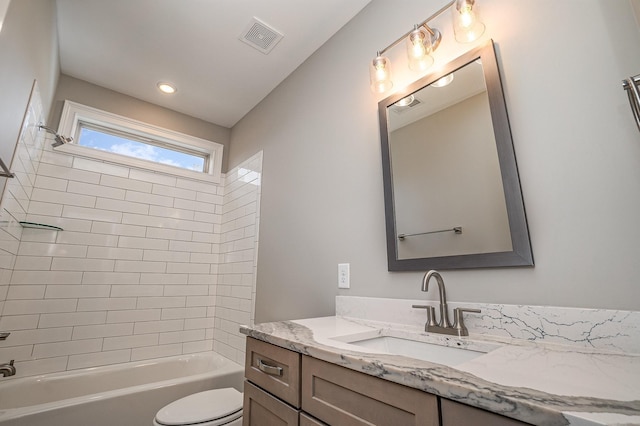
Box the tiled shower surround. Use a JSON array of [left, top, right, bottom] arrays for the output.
[[0, 85, 261, 378]]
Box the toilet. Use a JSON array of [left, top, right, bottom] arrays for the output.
[[153, 388, 243, 426]]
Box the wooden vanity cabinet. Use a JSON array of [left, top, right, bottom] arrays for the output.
[[244, 380, 299, 426], [243, 337, 529, 426], [243, 337, 303, 426], [245, 337, 301, 408], [301, 355, 438, 426], [299, 413, 327, 426]]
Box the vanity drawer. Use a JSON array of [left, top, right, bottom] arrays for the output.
[[243, 380, 299, 426], [245, 337, 301, 408], [299, 413, 327, 426], [301, 355, 438, 426]]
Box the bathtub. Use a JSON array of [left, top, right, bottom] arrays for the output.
[[0, 351, 244, 426]]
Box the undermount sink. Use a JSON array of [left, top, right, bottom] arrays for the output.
[[332, 332, 501, 367]]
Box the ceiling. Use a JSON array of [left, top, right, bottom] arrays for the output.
[[55, 0, 371, 128]]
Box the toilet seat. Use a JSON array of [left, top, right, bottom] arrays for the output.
[[154, 388, 243, 426]]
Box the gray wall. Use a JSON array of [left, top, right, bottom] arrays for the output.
[[51, 75, 232, 173], [0, 0, 58, 170], [229, 0, 640, 322]]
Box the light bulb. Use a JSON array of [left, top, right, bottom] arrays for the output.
[[459, 7, 474, 28], [406, 26, 433, 72], [409, 31, 427, 60], [453, 0, 485, 43], [370, 54, 393, 94]]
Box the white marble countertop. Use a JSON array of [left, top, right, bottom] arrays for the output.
[[240, 316, 640, 426]]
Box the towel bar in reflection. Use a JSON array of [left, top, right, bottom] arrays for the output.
[[398, 226, 462, 241], [623, 75, 640, 132]]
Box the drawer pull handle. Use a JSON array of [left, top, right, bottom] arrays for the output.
[[257, 359, 283, 376]]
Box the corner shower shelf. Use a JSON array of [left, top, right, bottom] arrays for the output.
[[2, 209, 63, 231]]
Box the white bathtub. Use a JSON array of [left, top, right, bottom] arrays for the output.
[[0, 351, 244, 426]]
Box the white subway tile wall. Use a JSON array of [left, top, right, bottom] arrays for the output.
[[214, 156, 261, 364], [0, 89, 262, 376], [0, 82, 45, 323]]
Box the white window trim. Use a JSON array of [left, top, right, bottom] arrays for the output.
[[57, 100, 223, 184]]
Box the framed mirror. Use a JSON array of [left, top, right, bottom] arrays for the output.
[[379, 40, 533, 271]]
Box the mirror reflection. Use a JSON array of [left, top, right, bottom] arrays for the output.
[[379, 40, 533, 271], [389, 59, 511, 260]]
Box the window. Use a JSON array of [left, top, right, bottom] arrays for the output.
[[77, 124, 207, 172], [56, 101, 223, 183]]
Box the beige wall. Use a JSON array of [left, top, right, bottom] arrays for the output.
[[50, 75, 232, 173], [230, 0, 640, 322], [0, 0, 58, 175]]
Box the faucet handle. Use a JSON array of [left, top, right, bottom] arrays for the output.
[[456, 308, 481, 314], [412, 305, 438, 330], [453, 308, 481, 337]]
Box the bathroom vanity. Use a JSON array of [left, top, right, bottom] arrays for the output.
[[240, 308, 640, 426], [242, 335, 525, 425]]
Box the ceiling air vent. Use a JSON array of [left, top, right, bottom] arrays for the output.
[[239, 17, 283, 54]]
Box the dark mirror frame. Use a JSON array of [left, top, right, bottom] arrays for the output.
[[379, 40, 533, 271]]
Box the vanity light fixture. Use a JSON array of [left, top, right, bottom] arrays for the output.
[[370, 0, 485, 94], [157, 82, 177, 94]]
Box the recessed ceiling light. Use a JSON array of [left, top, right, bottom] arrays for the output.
[[431, 74, 454, 88], [157, 82, 177, 94], [395, 94, 415, 107]]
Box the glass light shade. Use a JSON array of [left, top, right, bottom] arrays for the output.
[[406, 26, 434, 71], [452, 0, 486, 43], [370, 54, 393, 94]]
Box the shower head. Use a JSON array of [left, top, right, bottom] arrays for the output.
[[38, 124, 73, 148], [51, 135, 72, 147]]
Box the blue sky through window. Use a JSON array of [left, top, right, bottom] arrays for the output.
[[78, 127, 206, 172]]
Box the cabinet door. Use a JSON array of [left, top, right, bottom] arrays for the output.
[[243, 380, 299, 426], [299, 413, 327, 426], [440, 398, 531, 425], [302, 356, 438, 426], [245, 337, 302, 408]]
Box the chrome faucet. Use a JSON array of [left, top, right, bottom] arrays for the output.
[[412, 270, 481, 337], [0, 360, 16, 377]]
